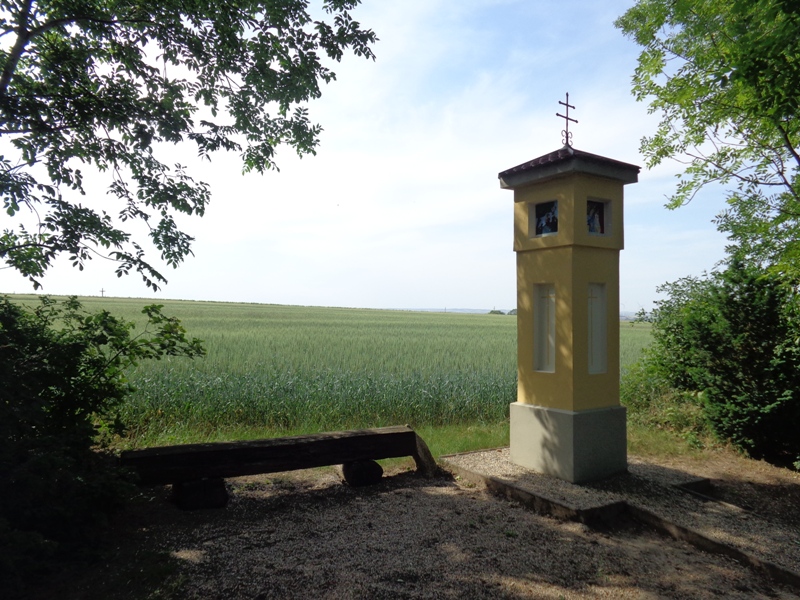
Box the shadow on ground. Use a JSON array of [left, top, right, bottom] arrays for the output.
[[26, 466, 799, 600]]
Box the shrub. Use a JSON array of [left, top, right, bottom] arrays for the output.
[[0, 296, 204, 594], [645, 260, 800, 466]]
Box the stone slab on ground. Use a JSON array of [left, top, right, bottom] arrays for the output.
[[442, 447, 800, 588]]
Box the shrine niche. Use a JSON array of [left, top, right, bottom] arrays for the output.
[[533, 201, 558, 236], [587, 200, 606, 234]]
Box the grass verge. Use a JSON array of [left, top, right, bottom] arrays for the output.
[[119, 418, 709, 466]]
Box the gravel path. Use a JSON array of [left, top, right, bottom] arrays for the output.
[[29, 450, 800, 600], [445, 449, 800, 586]]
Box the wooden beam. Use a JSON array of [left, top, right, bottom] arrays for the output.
[[120, 425, 435, 485]]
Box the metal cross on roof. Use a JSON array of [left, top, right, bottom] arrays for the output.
[[556, 92, 578, 147]]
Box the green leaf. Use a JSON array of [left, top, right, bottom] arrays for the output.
[[0, 1, 377, 290], [617, 0, 800, 277]]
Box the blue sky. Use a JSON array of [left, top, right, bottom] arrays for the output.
[[0, 0, 730, 312]]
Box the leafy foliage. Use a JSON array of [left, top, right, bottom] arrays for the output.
[[0, 0, 376, 289], [643, 260, 800, 466], [616, 0, 800, 273], [0, 295, 204, 593]]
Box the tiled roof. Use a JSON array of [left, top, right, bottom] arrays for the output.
[[498, 146, 639, 179]]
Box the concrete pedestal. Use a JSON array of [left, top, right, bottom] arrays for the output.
[[509, 402, 627, 483]]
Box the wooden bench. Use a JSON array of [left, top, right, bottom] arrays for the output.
[[120, 425, 438, 509]]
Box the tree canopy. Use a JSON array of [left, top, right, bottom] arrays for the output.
[[0, 0, 376, 290], [616, 0, 800, 273]]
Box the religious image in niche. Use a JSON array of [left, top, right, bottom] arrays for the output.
[[587, 200, 605, 234], [535, 201, 558, 235]]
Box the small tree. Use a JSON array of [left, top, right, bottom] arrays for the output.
[[616, 0, 800, 275], [645, 260, 800, 466], [0, 295, 204, 591], [0, 4, 378, 593]]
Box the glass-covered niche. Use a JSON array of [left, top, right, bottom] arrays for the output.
[[586, 199, 609, 235], [529, 200, 558, 237]]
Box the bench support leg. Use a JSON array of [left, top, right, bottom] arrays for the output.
[[413, 433, 438, 477]]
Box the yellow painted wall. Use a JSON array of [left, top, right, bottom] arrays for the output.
[[513, 173, 625, 252], [514, 173, 623, 412]]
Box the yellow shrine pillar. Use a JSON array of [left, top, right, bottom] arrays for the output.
[[499, 147, 639, 483]]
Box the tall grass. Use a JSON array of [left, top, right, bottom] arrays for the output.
[[619, 321, 652, 371], [123, 304, 518, 445], [7, 296, 652, 447]]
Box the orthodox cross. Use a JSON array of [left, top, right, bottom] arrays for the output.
[[556, 92, 578, 147]]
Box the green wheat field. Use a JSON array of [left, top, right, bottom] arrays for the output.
[[8, 295, 652, 449]]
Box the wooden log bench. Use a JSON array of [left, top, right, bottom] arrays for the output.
[[119, 425, 438, 509]]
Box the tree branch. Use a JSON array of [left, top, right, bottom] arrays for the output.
[[0, 0, 34, 99], [774, 120, 800, 171], [0, 5, 154, 101]]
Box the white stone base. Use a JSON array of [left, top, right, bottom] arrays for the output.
[[509, 403, 627, 483]]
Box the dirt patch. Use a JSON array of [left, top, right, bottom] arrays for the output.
[[27, 451, 800, 600]]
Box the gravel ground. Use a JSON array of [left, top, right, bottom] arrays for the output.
[[29, 450, 800, 600], [444, 448, 800, 579]]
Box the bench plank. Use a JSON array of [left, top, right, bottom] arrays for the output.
[[120, 425, 436, 485]]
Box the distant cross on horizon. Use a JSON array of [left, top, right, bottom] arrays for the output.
[[100, 288, 105, 297], [556, 92, 578, 147]]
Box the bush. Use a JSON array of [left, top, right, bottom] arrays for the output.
[[645, 260, 800, 466], [620, 358, 713, 453], [0, 296, 203, 594]]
